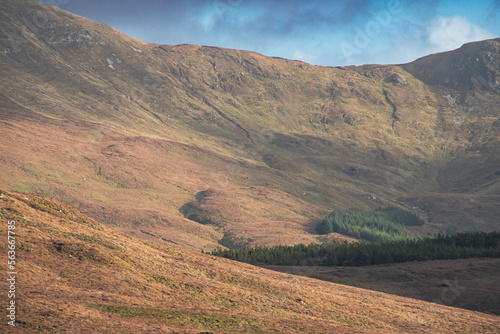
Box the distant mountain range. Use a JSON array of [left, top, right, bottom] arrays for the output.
[[1, 0, 499, 251]]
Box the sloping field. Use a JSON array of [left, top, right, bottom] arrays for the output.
[[265, 258, 500, 316], [1, 189, 499, 333]]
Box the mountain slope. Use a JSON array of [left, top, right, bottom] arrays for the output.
[[402, 37, 500, 92], [266, 258, 500, 316], [0, 0, 499, 250], [1, 189, 499, 333]]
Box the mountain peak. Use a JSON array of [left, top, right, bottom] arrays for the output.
[[402, 38, 500, 91]]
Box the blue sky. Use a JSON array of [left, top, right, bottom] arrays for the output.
[[36, 0, 500, 66]]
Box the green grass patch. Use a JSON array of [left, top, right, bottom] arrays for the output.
[[13, 320, 55, 332], [88, 303, 266, 332], [151, 275, 177, 289], [68, 233, 119, 250]]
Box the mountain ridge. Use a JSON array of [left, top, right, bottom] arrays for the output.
[[402, 37, 500, 91]]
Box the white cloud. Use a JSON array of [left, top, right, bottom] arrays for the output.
[[292, 50, 317, 64], [427, 16, 494, 52]]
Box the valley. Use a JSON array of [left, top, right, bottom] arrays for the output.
[[0, 0, 499, 332]]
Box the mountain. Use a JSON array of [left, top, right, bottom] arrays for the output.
[[1, 188, 499, 333], [0, 0, 499, 251], [402, 38, 500, 92]]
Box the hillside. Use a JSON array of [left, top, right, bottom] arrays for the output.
[[1, 189, 499, 333], [0, 0, 499, 250], [266, 258, 500, 316]]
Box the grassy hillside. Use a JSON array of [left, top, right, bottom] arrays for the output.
[[1, 189, 499, 333], [0, 0, 499, 250], [265, 258, 500, 316]]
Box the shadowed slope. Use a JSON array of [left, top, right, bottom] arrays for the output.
[[265, 258, 500, 316]]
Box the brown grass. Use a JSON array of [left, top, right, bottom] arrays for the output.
[[0, 0, 499, 252], [1, 189, 499, 333], [265, 258, 500, 316]]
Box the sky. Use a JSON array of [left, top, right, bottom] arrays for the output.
[[35, 0, 500, 66]]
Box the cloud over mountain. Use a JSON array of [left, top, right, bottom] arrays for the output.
[[427, 16, 494, 52], [36, 0, 500, 66]]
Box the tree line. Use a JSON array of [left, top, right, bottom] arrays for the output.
[[209, 231, 500, 267]]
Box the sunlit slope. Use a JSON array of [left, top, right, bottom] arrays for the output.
[[1, 189, 499, 333], [0, 0, 498, 249]]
